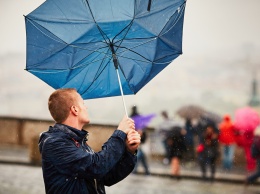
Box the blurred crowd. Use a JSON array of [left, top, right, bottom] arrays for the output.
[[131, 105, 260, 184], [159, 107, 260, 184]]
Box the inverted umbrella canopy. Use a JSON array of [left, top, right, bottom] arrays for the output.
[[234, 107, 260, 132], [24, 0, 186, 101]]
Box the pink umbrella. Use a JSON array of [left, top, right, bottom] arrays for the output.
[[234, 107, 260, 132]]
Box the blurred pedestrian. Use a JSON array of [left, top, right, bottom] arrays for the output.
[[157, 111, 180, 164], [218, 114, 236, 170], [194, 116, 219, 143], [132, 128, 150, 175], [39, 88, 141, 194], [234, 127, 256, 172], [130, 106, 150, 175], [245, 126, 260, 185], [166, 126, 186, 177], [197, 124, 219, 181], [183, 119, 195, 161], [233, 107, 260, 172]]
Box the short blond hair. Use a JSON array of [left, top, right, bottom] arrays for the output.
[[48, 88, 78, 123]]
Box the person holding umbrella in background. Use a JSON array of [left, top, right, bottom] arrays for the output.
[[234, 107, 260, 172], [39, 89, 141, 194]]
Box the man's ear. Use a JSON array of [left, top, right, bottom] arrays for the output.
[[70, 106, 79, 116]]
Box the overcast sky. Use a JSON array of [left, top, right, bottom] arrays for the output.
[[0, 0, 260, 125]]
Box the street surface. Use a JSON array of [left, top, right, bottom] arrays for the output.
[[0, 164, 259, 194]]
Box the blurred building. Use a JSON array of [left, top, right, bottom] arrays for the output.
[[248, 76, 260, 114]]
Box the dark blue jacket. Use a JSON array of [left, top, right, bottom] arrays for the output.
[[39, 123, 136, 194]]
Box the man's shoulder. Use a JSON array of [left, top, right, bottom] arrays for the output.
[[39, 127, 68, 149]]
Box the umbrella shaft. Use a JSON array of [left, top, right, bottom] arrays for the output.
[[116, 69, 128, 117], [110, 44, 118, 69]]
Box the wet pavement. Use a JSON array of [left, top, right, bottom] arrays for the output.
[[0, 163, 259, 194], [0, 146, 259, 194]]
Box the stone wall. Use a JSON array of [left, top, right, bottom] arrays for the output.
[[0, 116, 118, 164]]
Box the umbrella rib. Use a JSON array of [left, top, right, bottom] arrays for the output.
[[27, 18, 180, 70], [26, 17, 68, 45], [78, 49, 113, 95], [69, 47, 113, 73], [26, 18, 112, 69], [159, 3, 186, 38], [26, 16, 113, 48], [118, 53, 178, 65], [112, 19, 134, 47], [28, 54, 110, 72], [84, 0, 111, 46], [111, 0, 139, 48], [27, 41, 111, 70], [115, 37, 181, 64], [114, 45, 151, 62]]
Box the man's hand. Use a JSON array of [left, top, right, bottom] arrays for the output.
[[126, 129, 141, 154], [118, 116, 135, 134]]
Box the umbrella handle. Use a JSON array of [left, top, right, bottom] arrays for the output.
[[116, 68, 129, 118]]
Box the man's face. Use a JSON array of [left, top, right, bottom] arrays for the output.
[[75, 92, 90, 125]]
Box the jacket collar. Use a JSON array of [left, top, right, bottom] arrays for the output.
[[52, 123, 88, 142]]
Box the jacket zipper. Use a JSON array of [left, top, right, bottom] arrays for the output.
[[94, 179, 99, 194], [82, 139, 99, 194]]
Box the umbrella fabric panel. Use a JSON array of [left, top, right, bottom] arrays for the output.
[[27, 0, 95, 43], [25, 19, 103, 71], [25, 19, 70, 70], [87, 0, 134, 22], [134, 0, 184, 37], [78, 62, 135, 99]]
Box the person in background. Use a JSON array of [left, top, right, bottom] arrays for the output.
[[245, 126, 260, 185], [39, 88, 141, 194], [157, 111, 180, 164], [197, 124, 219, 181], [183, 119, 195, 161], [130, 106, 150, 175], [234, 125, 257, 172], [218, 114, 236, 170], [166, 126, 186, 178]]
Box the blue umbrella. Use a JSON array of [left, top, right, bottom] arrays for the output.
[[24, 0, 186, 116]]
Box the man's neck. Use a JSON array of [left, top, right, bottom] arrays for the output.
[[62, 119, 83, 131]]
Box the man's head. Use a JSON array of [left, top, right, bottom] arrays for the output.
[[48, 88, 89, 127]]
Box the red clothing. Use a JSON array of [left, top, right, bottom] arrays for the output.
[[218, 114, 235, 145]]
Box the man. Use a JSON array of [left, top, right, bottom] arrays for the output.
[[39, 88, 141, 194]]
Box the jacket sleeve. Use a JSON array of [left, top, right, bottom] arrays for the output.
[[42, 130, 127, 179], [102, 150, 137, 186]]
